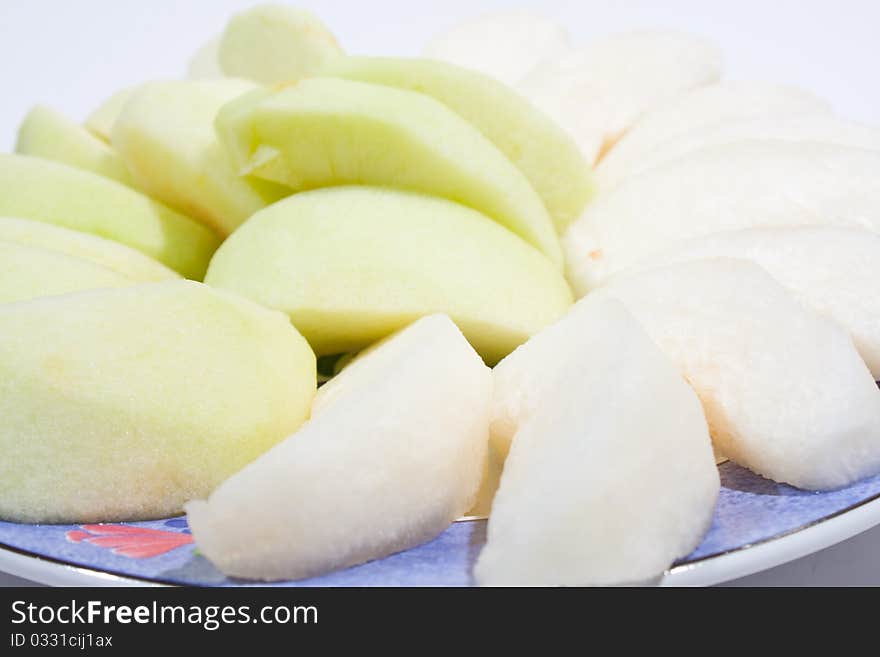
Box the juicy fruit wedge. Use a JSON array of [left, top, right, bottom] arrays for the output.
[[0, 280, 316, 523], [476, 298, 718, 586], [113, 80, 287, 236], [593, 259, 880, 490], [188, 37, 222, 79], [216, 78, 562, 264], [634, 226, 880, 378], [0, 217, 178, 282], [205, 187, 572, 364], [0, 241, 134, 304], [321, 56, 593, 232], [187, 314, 491, 581], [16, 105, 132, 186], [596, 82, 831, 190], [518, 31, 723, 163], [218, 3, 343, 84], [423, 9, 570, 86], [564, 141, 880, 294], [85, 87, 137, 142], [0, 154, 221, 279]]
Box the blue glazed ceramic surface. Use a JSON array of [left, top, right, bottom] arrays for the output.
[[1, 461, 880, 586]]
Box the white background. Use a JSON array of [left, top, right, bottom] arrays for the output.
[[0, 0, 879, 585]]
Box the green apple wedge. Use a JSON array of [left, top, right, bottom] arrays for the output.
[[0, 280, 316, 523], [16, 105, 133, 186], [0, 240, 135, 304], [0, 154, 221, 279], [217, 3, 343, 84], [113, 80, 289, 237], [204, 187, 573, 364], [321, 56, 593, 232], [216, 79, 562, 265], [85, 86, 137, 142], [0, 217, 179, 282]]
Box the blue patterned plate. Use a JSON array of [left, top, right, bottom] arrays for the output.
[[2, 460, 880, 586]]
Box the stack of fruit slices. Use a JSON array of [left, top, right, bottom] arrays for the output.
[[2, 4, 880, 586]]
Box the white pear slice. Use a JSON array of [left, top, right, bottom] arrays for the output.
[[423, 9, 570, 86], [631, 227, 880, 378], [187, 315, 492, 581], [592, 259, 880, 490], [518, 31, 723, 163], [85, 86, 137, 142], [596, 82, 831, 190], [187, 37, 223, 79], [564, 140, 880, 294], [603, 115, 880, 189], [476, 297, 717, 586]]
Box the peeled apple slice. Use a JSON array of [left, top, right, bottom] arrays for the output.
[[592, 258, 880, 490], [596, 82, 831, 190], [217, 79, 562, 265], [564, 140, 880, 294], [476, 297, 718, 586], [85, 87, 137, 142], [16, 105, 133, 186], [0, 154, 221, 280], [187, 37, 222, 79], [187, 314, 492, 581], [0, 217, 179, 282], [204, 187, 572, 364], [518, 31, 723, 162], [0, 280, 316, 523], [423, 9, 570, 86]]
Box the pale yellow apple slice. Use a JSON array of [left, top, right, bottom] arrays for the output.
[[16, 105, 133, 186], [593, 259, 880, 490], [217, 3, 343, 84], [0, 154, 221, 279], [187, 37, 222, 79], [0, 217, 178, 282], [204, 187, 572, 364], [321, 56, 593, 232], [187, 314, 491, 581], [476, 298, 717, 586], [216, 78, 562, 264], [0, 280, 316, 523], [113, 79, 288, 236], [85, 86, 137, 142]]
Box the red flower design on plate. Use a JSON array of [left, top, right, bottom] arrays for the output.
[[66, 524, 193, 559]]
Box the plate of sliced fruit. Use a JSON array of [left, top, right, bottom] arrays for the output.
[[2, 4, 880, 587]]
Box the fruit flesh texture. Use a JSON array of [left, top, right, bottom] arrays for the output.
[[216, 78, 562, 265], [0, 154, 220, 280], [564, 141, 880, 294], [85, 87, 137, 142], [476, 297, 718, 586], [112, 79, 288, 237], [218, 3, 343, 84], [187, 314, 491, 581], [592, 258, 880, 490], [0, 280, 317, 523], [595, 81, 831, 190], [321, 55, 593, 233], [205, 187, 573, 364], [16, 105, 133, 186], [0, 216, 178, 282]]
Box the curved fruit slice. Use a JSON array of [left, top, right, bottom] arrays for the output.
[[596, 82, 831, 190], [85, 86, 137, 142], [321, 55, 593, 232], [187, 37, 222, 79], [187, 314, 491, 581], [593, 259, 880, 490], [631, 226, 880, 378], [16, 105, 132, 185], [216, 78, 561, 264], [476, 298, 717, 586], [0, 217, 178, 282], [0, 154, 221, 279], [564, 141, 880, 294], [423, 9, 570, 86], [218, 4, 342, 84], [518, 31, 723, 163], [0, 241, 134, 304], [205, 187, 572, 363], [0, 280, 316, 523], [113, 80, 287, 236]]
